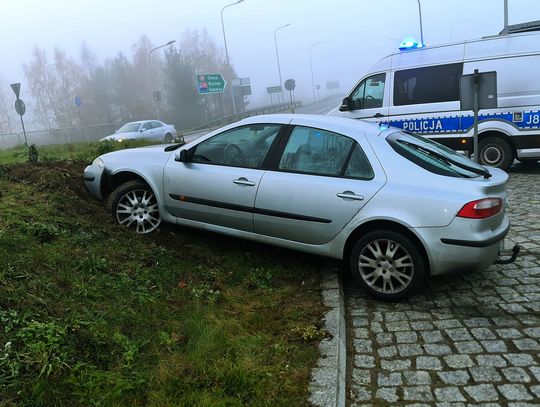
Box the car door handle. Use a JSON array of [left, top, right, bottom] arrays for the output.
[[233, 177, 256, 186], [337, 191, 364, 201], [373, 113, 384, 118]]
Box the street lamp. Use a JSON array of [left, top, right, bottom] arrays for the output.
[[148, 40, 176, 119], [221, 0, 245, 115], [310, 42, 322, 103], [274, 23, 290, 104], [416, 0, 424, 45]]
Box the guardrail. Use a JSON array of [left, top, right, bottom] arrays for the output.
[[187, 101, 302, 132]]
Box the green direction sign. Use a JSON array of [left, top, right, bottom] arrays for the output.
[[266, 85, 282, 94], [197, 73, 226, 94]]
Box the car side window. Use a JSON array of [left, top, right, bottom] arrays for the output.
[[192, 124, 281, 168], [151, 121, 163, 128], [278, 126, 354, 177], [344, 144, 374, 180], [350, 73, 386, 110], [141, 122, 151, 131]]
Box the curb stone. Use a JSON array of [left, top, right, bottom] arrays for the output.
[[308, 266, 347, 407]]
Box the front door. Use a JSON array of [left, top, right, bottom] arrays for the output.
[[254, 124, 386, 245], [163, 123, 283, 232], [339, 72, 389, 121]]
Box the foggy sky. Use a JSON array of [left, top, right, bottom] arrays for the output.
[[1, 0, 539, 106]]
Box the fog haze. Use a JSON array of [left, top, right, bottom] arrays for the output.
[[2, 0, 539, 107]]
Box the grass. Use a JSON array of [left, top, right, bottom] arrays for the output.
[[0, 143, 326, 406]]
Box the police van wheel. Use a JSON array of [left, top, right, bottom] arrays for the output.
[[478, 137, 513, 170]]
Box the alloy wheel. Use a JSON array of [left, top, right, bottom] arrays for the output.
[[357, 239, 414, 295], [115, 189, 161, 234]]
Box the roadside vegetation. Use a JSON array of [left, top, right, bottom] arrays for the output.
[[0, 142, 326, 406]]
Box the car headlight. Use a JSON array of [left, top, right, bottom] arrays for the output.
[[92, 157, 105, 168]]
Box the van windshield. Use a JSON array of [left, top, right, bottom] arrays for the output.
[[388, 131, 490, 178]]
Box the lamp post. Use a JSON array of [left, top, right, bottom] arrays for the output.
[[221, 0, 244, 115], [416, 0, 424, 45], [274, 23, 290, 104], [502, 0, 509, 34], [310, 41, 322, 103], [149, 40, 176, 119]]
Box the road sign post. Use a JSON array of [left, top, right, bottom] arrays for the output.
[[267, 85, 282, 107], [284, 79, 296, 113], [460, 70, 498, 161], [10, 83, 28, 146]]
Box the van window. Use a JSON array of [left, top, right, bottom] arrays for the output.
[[394, 63, 463, 106], [350, 73, 386, 110]]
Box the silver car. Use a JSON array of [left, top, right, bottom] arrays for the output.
[[84, 114, 510, 300], [100, 120, 179, 143]]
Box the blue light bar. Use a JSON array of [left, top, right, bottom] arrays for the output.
[[399, 38, 425, 51]]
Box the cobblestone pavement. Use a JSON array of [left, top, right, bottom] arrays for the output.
[[346, 165, 540, 406]]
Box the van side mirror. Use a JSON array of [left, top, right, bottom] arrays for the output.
[[175, 149, 189, 162], [339, 97, 351, 112]]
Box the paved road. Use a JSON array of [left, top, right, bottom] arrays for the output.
[[347, 162, 540, 406], [296, 96, 344, 116], [180, 97, 345, 145]]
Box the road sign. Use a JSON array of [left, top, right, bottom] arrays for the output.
[[284, 79, 296, 91], [196, 73, 226, 94], [15, 99, 26, 116], [75, 96, 82, 107], [10, 83, 21, 99], [326, 81, 340, 90], [267, 85, 282, 94]]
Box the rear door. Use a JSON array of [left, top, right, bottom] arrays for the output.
[[254, 124, 386, 245]]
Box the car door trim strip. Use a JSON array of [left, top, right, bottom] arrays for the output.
[[168, 194, 332, 224]]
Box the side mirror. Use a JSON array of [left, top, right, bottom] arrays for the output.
[[339, 97, 351, 112], [175, 149, 189, 162], [139, 129, 144, 133]]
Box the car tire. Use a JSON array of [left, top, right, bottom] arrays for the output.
[[164, 133, 173, 143], [478, 137, 513, 170], [106, 180, 161, 234], [349, 230, 426, 301]]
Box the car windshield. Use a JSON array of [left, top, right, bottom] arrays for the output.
[[117, 123, 141, 133], [389, 131, 489, 178]]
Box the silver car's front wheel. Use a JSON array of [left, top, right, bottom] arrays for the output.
[[108, 181, 161, 234], [350, 230, 426, 300]]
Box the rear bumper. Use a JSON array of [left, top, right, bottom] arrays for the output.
[[440, 223, 510, 247], [414, 216, 510, 276]]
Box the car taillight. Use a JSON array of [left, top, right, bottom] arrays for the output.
[[457, 198, 502, 219]]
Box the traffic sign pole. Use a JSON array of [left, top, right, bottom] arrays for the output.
[[10, 83, 28, 146]]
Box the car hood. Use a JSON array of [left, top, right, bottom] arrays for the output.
[[100, 131, 140, 141], [99, 144, 174, 169]]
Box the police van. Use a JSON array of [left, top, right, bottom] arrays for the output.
[[331, 21, 540, 170]]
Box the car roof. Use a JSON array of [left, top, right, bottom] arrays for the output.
[[239, 114, 385, 137]]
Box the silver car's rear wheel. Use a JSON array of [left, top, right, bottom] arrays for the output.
[[350, 230, 426, 300], [108, 181, 161, 234]]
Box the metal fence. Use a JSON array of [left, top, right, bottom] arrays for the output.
[[0, 101, 303, 150], [0, 123, 121, 150]]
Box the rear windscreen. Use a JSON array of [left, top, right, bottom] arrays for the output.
[[388, 131, 486, 178]]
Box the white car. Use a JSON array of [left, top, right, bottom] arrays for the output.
[[100, 120, 179, 143]]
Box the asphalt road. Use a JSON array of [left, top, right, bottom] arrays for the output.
[[296, 96, 344, 116]]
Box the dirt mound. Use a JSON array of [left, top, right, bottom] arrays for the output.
[[5, 161, 90, 199]]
